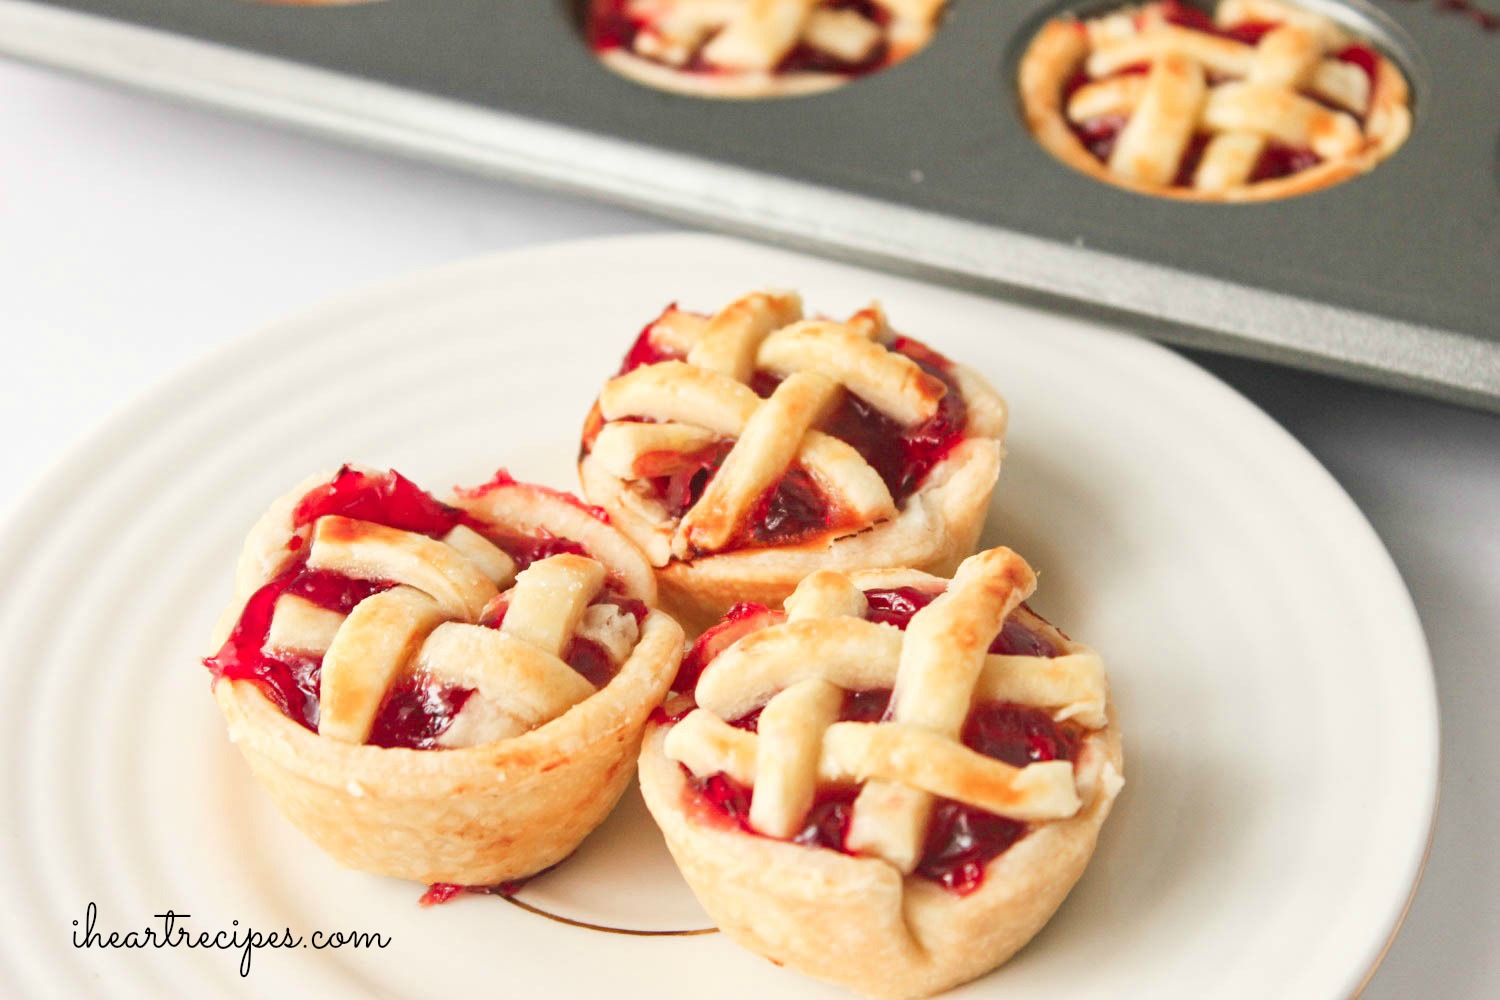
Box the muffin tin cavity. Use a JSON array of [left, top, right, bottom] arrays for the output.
[[1014, 0, 1418, 201], [576, 0, 951, 99]]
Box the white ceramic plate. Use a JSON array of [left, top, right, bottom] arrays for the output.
[[0, 234, 1436, 999]]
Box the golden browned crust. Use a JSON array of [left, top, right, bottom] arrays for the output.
[[218, 610, 682, 885], [1017, 14, 1412, 202], [580, 363, 1006, 636], [209, 469, 683, 884], [639, 704, 1122, 998], [446, 478, 658, 604]]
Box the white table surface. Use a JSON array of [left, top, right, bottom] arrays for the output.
[[3, 57, 1496, 999]]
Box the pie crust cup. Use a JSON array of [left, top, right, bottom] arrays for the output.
[[637, 555, 1123, 997], [1017, 2, 1412, 202], [580, 360, 1006, 636], [218, 611, 680, 885], [640, 708, 1121, 999], [208, 471, 683, 885], [587, 2, 942, 100]]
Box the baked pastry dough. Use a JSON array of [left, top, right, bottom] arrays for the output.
[[639, 548, 1122, 998], [586, 0, 947, 98], [206, 466, 683, 885], [1019, 0, 1411, 200], [578, 291, 1006, 633]]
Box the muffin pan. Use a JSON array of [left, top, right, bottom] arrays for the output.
[[3, 0, 1498, 409]]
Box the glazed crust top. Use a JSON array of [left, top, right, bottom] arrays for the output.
[[1018, 0, 1412, 201], [590, 0, 947, 98], [579, 291, 1006, 567], [210, 467, 659, 751], [663, 548, 1123, 876]]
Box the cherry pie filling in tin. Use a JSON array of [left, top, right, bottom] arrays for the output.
[[1019, 0, 1412, 199]]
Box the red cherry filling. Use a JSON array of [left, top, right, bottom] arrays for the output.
[[818, 336, 970, 503], [1057, 4, 1396, 187], [686, 695, 1083, 895], [367, 680, 476, 750], [491, 531, 590, 572], [205, 468, 610, 748], [774, 1, 891, 76], [676, 591, 1081, 893], [645, 439, 735, 519], [673, 601, 783, 695], [747, 466, 845, 548], [484, 593, 648, 689], [863, 586, 1067, 657], [617, 312, 688, 375], [586, 0, 893, 78], [600, 311, 972, 554], [629, 435, 851, 552]]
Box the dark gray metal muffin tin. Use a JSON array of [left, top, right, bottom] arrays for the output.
[[4, 0, 1498, 409]]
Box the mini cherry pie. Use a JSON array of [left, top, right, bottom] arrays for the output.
[[205, 466, 683, 885], [577, 290, 1007, 634], [586, 0, 947, 98], [1019, 0, 1411, 200], [639, 547, 1123, 998]]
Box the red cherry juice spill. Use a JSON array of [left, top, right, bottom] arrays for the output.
[[205, 468, 604, 747], [419, 876, 531, 907]]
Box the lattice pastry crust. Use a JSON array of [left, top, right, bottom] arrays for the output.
[[1019, 0, 1411, 200], [579, 290, 1006, 633], [208, 468, 684, 885], [589, 0, 948, 98], [639, 548, 1123, 998]]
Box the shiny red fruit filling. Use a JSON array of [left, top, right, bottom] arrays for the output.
[[606, 313, 970, 552], [819, 336, 969, 503], [586, 0, 891, 77], [1061, 6, 1381, 186], [673, 602, 781, 695], [863, 587, 1066, 657], [367, 679, 476, 750], [204, 468, 604, 748], [293, 466, 462, 536], [680, 594, 1081, 892], [688, 694, 1082, 894]]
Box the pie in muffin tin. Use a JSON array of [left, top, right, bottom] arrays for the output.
[[1018, 0, 1412, 200], [578, 0, 1413, 200]]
